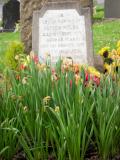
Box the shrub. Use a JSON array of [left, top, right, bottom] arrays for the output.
[[5, 41, 25, 70]]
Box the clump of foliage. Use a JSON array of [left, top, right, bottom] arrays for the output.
[[0, 47, 120, 160], [93, 4, 104, 21], [5, 41, 25, 69]]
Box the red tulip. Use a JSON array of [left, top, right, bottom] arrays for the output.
[[33, 55, 39, 64], [70, 80, 72, 88], [20, 64, 26, 70], [16, 75, 20, 80], [93, 76, 100, 86], [85, 72, 89, 81]]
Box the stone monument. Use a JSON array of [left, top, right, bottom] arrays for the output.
[[20, 0, 93, 53], [97, 0, 104, 5], [3, 0, 20, 31], [32, 0, 94, 65], [0, 2, 3, 21], [105, 0, 120, 18]]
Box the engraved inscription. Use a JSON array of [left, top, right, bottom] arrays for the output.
[[39, 9, 87, 64]]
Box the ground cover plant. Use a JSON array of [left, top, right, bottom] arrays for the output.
[[0, 42, 120, 159]]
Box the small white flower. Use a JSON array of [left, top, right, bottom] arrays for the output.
[[22, 77, 28, 85]]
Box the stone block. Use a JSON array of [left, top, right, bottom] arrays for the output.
[[32, 1, 94, 65], [3, 0, 20, 31], [20, 0, 93, 53], [105, 0, 120, 18]]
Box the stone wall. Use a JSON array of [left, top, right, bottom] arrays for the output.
[[20, 0, 93, 53]]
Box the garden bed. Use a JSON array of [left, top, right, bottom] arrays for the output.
[[0, 44, 120, 159]]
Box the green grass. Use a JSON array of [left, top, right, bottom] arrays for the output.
[[93, 5, 104, 21], [93, 20, 120, 54], [0, 32, 20, 58], [93, 4, 120, 53]]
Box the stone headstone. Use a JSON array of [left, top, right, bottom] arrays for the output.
[[105, 0, 120, 18], [20, 0, 93, 54], [3, 0, 20, 31], [96, 0, 104, 5], [0, 3, 3, 21], [32, 1, 94, 65]]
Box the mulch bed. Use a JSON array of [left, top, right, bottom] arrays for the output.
[[12, 150, 120, 160]]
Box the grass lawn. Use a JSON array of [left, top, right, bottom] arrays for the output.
[[93, 4, 120, 53], [93, 20, 120, 53]]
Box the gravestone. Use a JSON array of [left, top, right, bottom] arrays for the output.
[[105, 0, 120, 18], [20, 0, 93, 54], [3, 0, 20, 31], [96, 0, 104, 5], [32, 1, 94, 65], [0, 3, 3, 21]]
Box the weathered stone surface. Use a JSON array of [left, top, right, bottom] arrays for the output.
[[94, 55, 104, 72], [3, 0, 20, 31], [20, 0, 93, 53], [0, 3, 3, 20], [105, 0, 120, 18], [96, 0, 104, 5], [32, 2, 94, 65]]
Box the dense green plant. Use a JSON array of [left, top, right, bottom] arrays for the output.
[[0, 76, 20, 159], [0, 57, 120, 160], [5, 41, 25, 69], [92, 75, 120, 159]]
